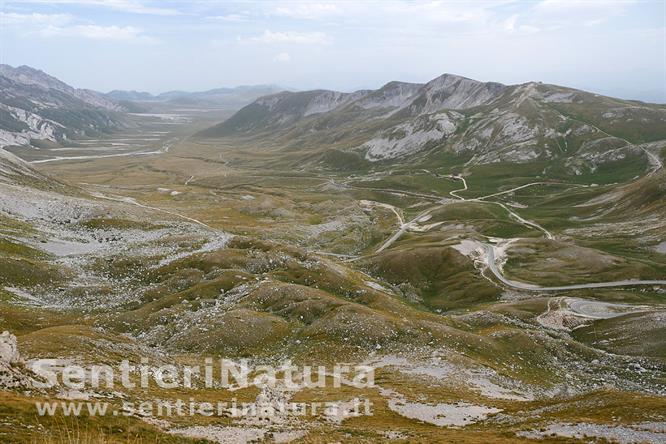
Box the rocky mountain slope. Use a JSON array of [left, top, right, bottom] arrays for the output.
[[200, 73, 666, 175], [0, 65, 125, 148], [0, 148, 47, 187]]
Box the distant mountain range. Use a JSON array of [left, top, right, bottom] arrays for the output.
[[0, 64, 289, 148], [107, 85, 289, 109], [199, 73, 666, 174]]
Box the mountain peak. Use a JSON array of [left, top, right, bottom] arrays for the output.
[[414, 73, 507, 113], [426, 72, 506, 89], [0, 64, 63, 88], [430, 72, 475, 82], [355, 80, 423, 110]]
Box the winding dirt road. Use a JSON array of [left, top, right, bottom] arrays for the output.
[[90, 191, 214, 230], [373, 171, 664, 291]]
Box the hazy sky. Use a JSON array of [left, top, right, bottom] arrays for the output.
[[1, 0, 665, 101]]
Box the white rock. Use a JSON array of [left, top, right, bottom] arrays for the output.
[[0, 331, 21, 365]]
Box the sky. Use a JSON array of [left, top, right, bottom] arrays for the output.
[[1, 0, 665, 102]]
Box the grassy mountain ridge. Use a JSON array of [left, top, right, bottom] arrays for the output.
[[199, 73, 666, 180]]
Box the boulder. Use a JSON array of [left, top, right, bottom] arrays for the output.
[[0, 330, 34, 390], [0, 331, 21, 365]]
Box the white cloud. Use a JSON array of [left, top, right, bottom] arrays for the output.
[[273, 52, 291, 62], [531, 0, 635, 26], [503, 14, 540, 35], [533, 0, 635, 14], [271, 1, 503, 25], [584, 18, 607, 27], [249, 30, 330, 45], [377, 0, 509, 26], [503, 14, 518, 32], [0, 9, 154, 42], [0, 12, 73, 26], [9, 0, 181, 16], [273, 3, 342, 20], [206, 14, 248, 23], [40, 25, 147, 41]]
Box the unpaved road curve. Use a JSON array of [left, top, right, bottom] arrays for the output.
[[376, 208, 432, 253], [473, 181, 586, 201], [447, 175, 554, 239], [484, 244, 666, 291], [490, 201, 554, 240], [474, 182, 549, 200], [360, 169, 660, 291], [375, 174, 555, 252], [448, 175, 468, 199], [641, 145, 663, 175], [361, 200, 404, 225]]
